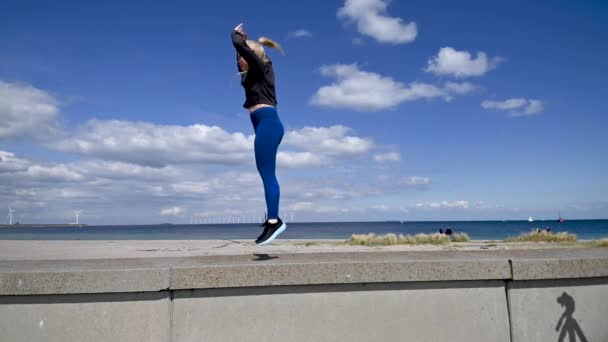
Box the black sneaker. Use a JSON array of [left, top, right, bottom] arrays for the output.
[[256, 218, 287, 245], [255, 222, 270, 244]]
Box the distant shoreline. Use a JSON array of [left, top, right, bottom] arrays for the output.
[[1, 220, 607, 241], [1, 218, 607, 228], [0, 224, 87, 228]]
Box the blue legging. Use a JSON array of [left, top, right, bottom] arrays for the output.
[[250, 107, 284, 219]]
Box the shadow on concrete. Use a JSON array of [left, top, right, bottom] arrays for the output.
[[556, 292, 588, 342], [0, 291, 168, 305], [174, 280, 505, 298], [252, 253, 278, 261]]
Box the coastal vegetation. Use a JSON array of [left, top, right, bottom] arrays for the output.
[[590, 239, 608, 248], [346, 232, 470, 246], [504, 230, 576, 243]]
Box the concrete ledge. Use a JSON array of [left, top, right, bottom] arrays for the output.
[[0, 258, 174, 295], [511, 257, 608, 280], [171, 259, 509, 289], [0, 249, 606, 295]]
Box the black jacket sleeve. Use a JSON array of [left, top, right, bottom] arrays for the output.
[[231, 30, 265, 74]]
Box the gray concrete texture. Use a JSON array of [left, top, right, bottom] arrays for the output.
[[2, 249, 607, 295], [0, 292, 170, 342], [0, 257, 173, 295], [508, 278, 608, 342], [172, 281, 510, 342], [0, 248, 607, 341], [171, 258, 510, 289], [511, 257, 608, 280]]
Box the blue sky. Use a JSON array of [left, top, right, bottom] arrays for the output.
[[1, 0, 607, 224]]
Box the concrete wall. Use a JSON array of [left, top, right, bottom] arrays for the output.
[[508, 278, 608, 342], [0, 292, 170, 342], [0, 249, 606, 342], [172, 281, 509, 342]]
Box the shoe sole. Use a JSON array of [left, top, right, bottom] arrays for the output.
[[258, 223, 287, 245]]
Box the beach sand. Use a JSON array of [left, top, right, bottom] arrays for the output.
[[0, 239, 600, 260]]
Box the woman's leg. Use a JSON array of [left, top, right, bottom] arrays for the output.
[[254, 116, 284, 219]]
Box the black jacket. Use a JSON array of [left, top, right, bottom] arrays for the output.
[[231, 30, 277, 109]]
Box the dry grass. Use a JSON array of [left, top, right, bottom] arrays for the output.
[[452, 232, 470, 242], [346, 232, 470, 246], [295, 241, 320, 247], [590, 239, 608, 248], [504, 230, 577, 243]]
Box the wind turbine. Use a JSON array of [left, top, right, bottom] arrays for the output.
[[73, 210, 82, 224], [7, 207, 16, 225]]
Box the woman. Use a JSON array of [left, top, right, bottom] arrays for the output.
[[231, 23, 286, 245]]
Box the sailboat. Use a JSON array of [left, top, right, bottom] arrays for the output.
[[528, 216, 534, 222], [557, 211, 565, 223]]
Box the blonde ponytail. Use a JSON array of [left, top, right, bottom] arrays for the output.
[[257, 37, 285, 56]]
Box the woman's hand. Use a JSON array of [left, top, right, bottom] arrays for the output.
[[234, 23, 248, 40]]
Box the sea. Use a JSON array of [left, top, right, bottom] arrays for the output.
[[0, 220, 607, 241]]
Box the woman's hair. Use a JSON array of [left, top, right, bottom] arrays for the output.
[[246, 37, 284, 63]]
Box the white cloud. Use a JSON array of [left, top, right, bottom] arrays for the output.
[[168, 172, 260, 197], [1, 151, 191, 200], [25, 164, 83, 182], [279, 125, 375, 167], [400, 176, 431, 186], [57, 188, 89, 199], [416, 200, 469, 209], [338, 0, 417, 44], [2, 150, 388, 224], [0, 150, 30, 173], [481, 98, 527, 110], [481, 98, 544, 116], [288, 29, 312, 38], [374, 152, 400, 162], [74, 160, 180, 180], [444, 82, 476, 95], [284, 178, 380, 202], [3, 146, 602, 222], [52, 119, 377, 168], [53, 119, 254, 167], [285, 201, 345, 214], [277, 152, 326, 168], [3, 82, 378, 170], [285, 201, 315, 211], [522, 100, 544, 115], [425, 47, 501, 78], [171, 182, 211, 195], [160, 206, 185, 216], [284, 125, 373, 156], [0, 80, 61, 139], [311, 64, 474, 111], [0, 150, 84, 182]]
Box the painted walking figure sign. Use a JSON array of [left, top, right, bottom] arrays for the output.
[[555, 292, 588, 342]]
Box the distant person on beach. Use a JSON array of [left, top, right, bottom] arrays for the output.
[[439, 228, 444, 234], [445, 228, 453, 241], [231, 23, 286, 245]]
